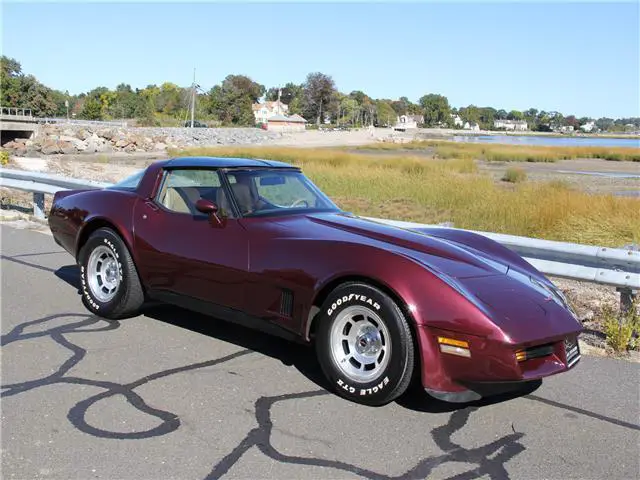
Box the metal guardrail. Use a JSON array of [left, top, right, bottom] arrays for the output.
[[37, 118, 128, 127], [0, 168, 108, 218], [368, 218, 640, 291], [0, 167, 638, 307]]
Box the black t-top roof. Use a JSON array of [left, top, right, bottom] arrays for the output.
[[165, 156, 296, 169]]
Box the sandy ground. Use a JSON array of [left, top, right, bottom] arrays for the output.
[[478, 158, 640, 196]]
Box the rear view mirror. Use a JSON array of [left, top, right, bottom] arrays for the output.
[[259, 175, 286, 186]]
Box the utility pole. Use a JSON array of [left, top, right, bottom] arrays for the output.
[[190, 68, 196, 129]]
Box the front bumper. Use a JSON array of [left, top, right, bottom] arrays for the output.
[[418, 326, 581, 402]]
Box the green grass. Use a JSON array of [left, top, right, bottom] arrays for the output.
[[169, 146, 640, 247], [358, 140, 640, 162], [502, 167, 527, 183]]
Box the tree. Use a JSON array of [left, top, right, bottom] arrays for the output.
[[1, 56, 63, 116], [265, 82, 304, 114], [338, 96, 358, 126], [81, 97, 102, 120], [565, 115, 580, 129], [595, 117, 614, 131], [495, 109, 508, 120], [477, 107, 497, 130], [459, 105, 480, 125], [507, 110, 523, 120], [1, 56, 22, 77], [302, 72, 336, 125], [419, 93, 451, 127], [208, 74, 264, 125], [375, 100, 396, 127]]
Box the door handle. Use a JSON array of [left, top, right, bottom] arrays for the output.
[[145, 201, 159, 212]]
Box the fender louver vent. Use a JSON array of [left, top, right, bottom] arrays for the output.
[[280, 289, 293, 317]]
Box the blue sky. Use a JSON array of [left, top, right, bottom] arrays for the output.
[[2, 1, 639, 118]]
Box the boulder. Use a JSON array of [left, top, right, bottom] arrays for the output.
[[41, 140, 61, 155], [153, 142, 167, 151], [124, 143, 136, 153], [2, 141, 17, 149], [76, 129, 92, 141], [13, 147, 28, 157], [59, 141, 77, 154], [96, 143, 114, 153], [115, 139, 129, 148], [98, 129, 116, 141]]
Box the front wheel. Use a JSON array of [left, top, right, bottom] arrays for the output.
[[316, 283, 415, 406], [78, 227, 144, 319]]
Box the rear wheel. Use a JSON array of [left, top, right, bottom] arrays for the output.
[[78, 227, 144, 319], [316, 283, 415, 406]]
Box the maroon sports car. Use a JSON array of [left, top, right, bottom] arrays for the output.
[[48, 156, 582, 406]]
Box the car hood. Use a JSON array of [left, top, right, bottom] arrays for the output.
[[301, 213, 581, 343], [304, 213, 510, 279]]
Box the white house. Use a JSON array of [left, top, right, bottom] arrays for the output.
[[494, 119, 528, 131], [451, 114, 463, 127], [580, 121, 596, 132], [393, 114, 423, 130], [252, 99, 289, 124], [464, 121, 480, 131]]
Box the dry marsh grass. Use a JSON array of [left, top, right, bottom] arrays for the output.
[[360, 140, 640, 162], [171, 146, 640, 246]]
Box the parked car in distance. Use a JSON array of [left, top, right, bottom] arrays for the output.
[[48, 156, 582, 406], [183, 120, 208, 128]]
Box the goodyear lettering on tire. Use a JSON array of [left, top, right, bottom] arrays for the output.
[[327, 294, 381, 316]]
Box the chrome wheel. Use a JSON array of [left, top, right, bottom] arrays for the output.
[[87, 245, 120, 303], [329, 305, 391, 382]]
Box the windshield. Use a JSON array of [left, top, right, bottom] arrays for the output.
[[224, 169, 339, 217]]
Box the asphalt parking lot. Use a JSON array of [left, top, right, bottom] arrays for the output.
[[1, 223, 639, 480]]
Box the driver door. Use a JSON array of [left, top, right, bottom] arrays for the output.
[[133, 168, 249, 311]]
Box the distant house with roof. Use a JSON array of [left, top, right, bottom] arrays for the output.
[[580, 121, 596, 133], [393, 114, 423, 130], [252, 96, 289, 125], [264, 113, 307, 132], [464, 121, 480, 131], [494, 119, 528, 131]]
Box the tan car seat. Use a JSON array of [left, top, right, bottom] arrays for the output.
[[163, 186, 201, 214], [217, 183, 255, 216]]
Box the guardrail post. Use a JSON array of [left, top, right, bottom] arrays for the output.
[[32, 192, 45, 219], [616, 287, 637, 315]]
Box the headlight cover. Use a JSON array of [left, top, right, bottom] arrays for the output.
[[530, 277, 578, 318]]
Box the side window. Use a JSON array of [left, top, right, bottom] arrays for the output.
[[157, 169, 230, 216]]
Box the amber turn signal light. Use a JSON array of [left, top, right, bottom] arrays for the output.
[[437, 336, 471, 358]]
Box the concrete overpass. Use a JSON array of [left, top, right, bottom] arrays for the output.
[[0, 107, 39, 144]]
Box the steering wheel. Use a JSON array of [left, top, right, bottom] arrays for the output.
[[289, 198, 309, 208]]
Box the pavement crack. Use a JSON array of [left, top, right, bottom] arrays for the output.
[[1, 312, 253, 440]]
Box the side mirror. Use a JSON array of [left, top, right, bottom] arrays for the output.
[[195, 198, 218, 215], [195, 198, 224, 227]]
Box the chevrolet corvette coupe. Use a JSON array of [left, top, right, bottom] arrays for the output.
[[48, 156, 582, 406]]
